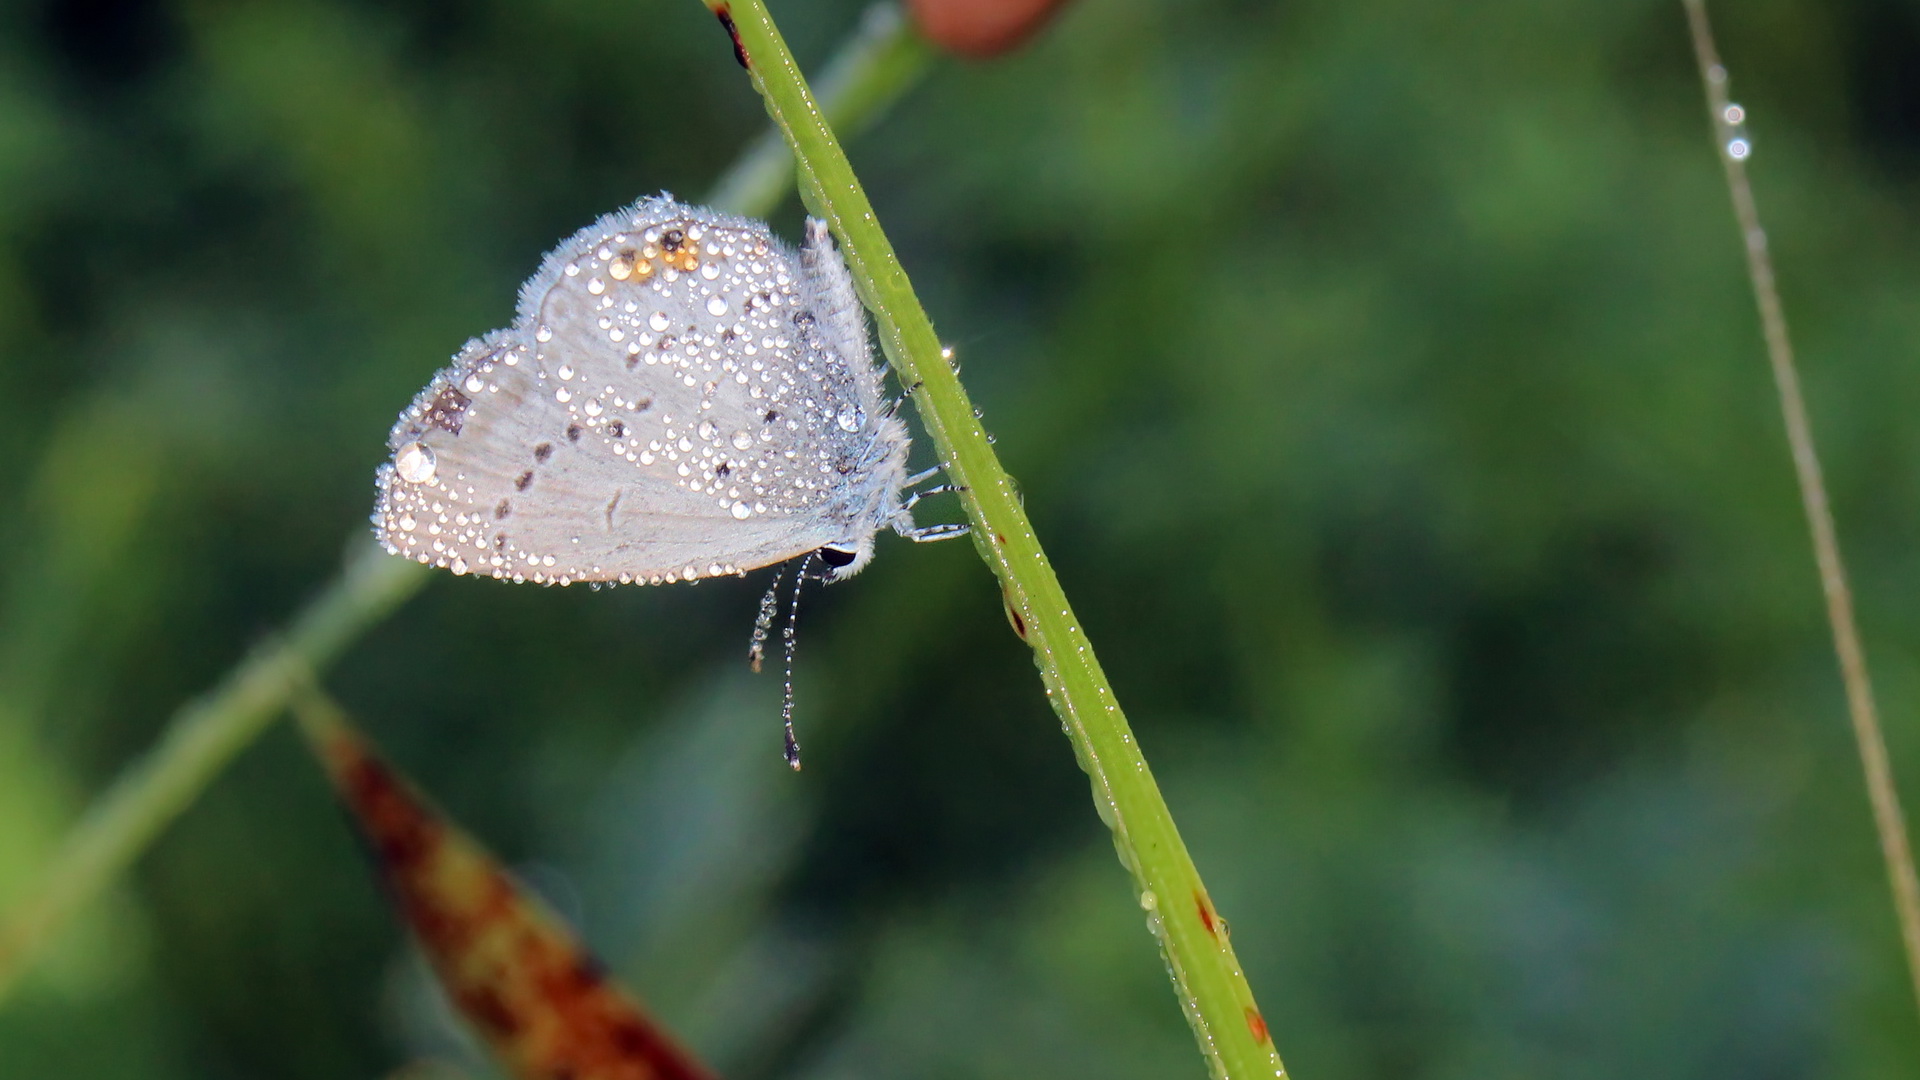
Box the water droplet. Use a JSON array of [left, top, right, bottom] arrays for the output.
[[394, 442, 436, 483], [649, 312, 670, 332], [556, 387, 572, 403], [731, 430, 753, 451], [583, 399, 603, 417], [557, 364, 574, 381], [464, 374, 485, 394], [1139, 890, 1158, 911], [1719, 101, 1752, 161], [535, 324, 553, 343], [697, 420, 717, 441], [587, 277, 606, 295], [730, 502, 751, 520], [707, 296, 729, 317], [837, 405, 862, 432]]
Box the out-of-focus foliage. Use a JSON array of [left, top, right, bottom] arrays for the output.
[[1, 0, 1918, 1077]]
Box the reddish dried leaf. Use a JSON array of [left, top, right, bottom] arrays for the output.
[[302, 708, 718, 1080]]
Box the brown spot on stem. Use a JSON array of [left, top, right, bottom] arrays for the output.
[[715, 5, 749, 68], [1246, 1006, 1270, 1045], [1003, 587, 1027, 639], [1195, 891, 1217, 937]]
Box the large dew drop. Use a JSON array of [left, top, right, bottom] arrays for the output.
[[394, 442, 437, 483]]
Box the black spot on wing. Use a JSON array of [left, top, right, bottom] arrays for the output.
[[424, 386, 471, 434]]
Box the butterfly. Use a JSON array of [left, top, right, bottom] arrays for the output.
[[373, 194, 961, 588]]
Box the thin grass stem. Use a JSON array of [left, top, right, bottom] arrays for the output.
[[0, 542, 426, 1001], [1681, 0, 1920, 1016]]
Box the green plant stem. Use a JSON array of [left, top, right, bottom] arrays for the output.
[[1682, 0, 1920, 1016], [706, 2, 1286, 1076], [0, 542, 427, 1001], [0, 9, 929, 1007], [707, 3, 930, 218]]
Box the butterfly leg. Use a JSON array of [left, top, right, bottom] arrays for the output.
[[901, 483, 962, 513], [903, 464, 947, 487], [896, 466, 967, 541], [901, 521, 971, 543]]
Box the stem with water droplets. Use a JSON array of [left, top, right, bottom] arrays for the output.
[[704, 2, 1286, 1075]]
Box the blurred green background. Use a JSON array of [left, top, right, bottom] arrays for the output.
[[2, 0, 1919, 1075]]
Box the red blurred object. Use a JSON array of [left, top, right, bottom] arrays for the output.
[[906, 0, 1073, 58]]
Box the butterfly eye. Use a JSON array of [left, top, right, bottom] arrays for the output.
[[816, 545, 858, 569]]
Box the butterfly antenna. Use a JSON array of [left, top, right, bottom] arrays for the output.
[[779, 552, 816, 770], [748, 562, 787, 674]]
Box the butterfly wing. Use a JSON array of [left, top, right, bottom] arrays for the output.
[[374, 198, 863, 585]]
